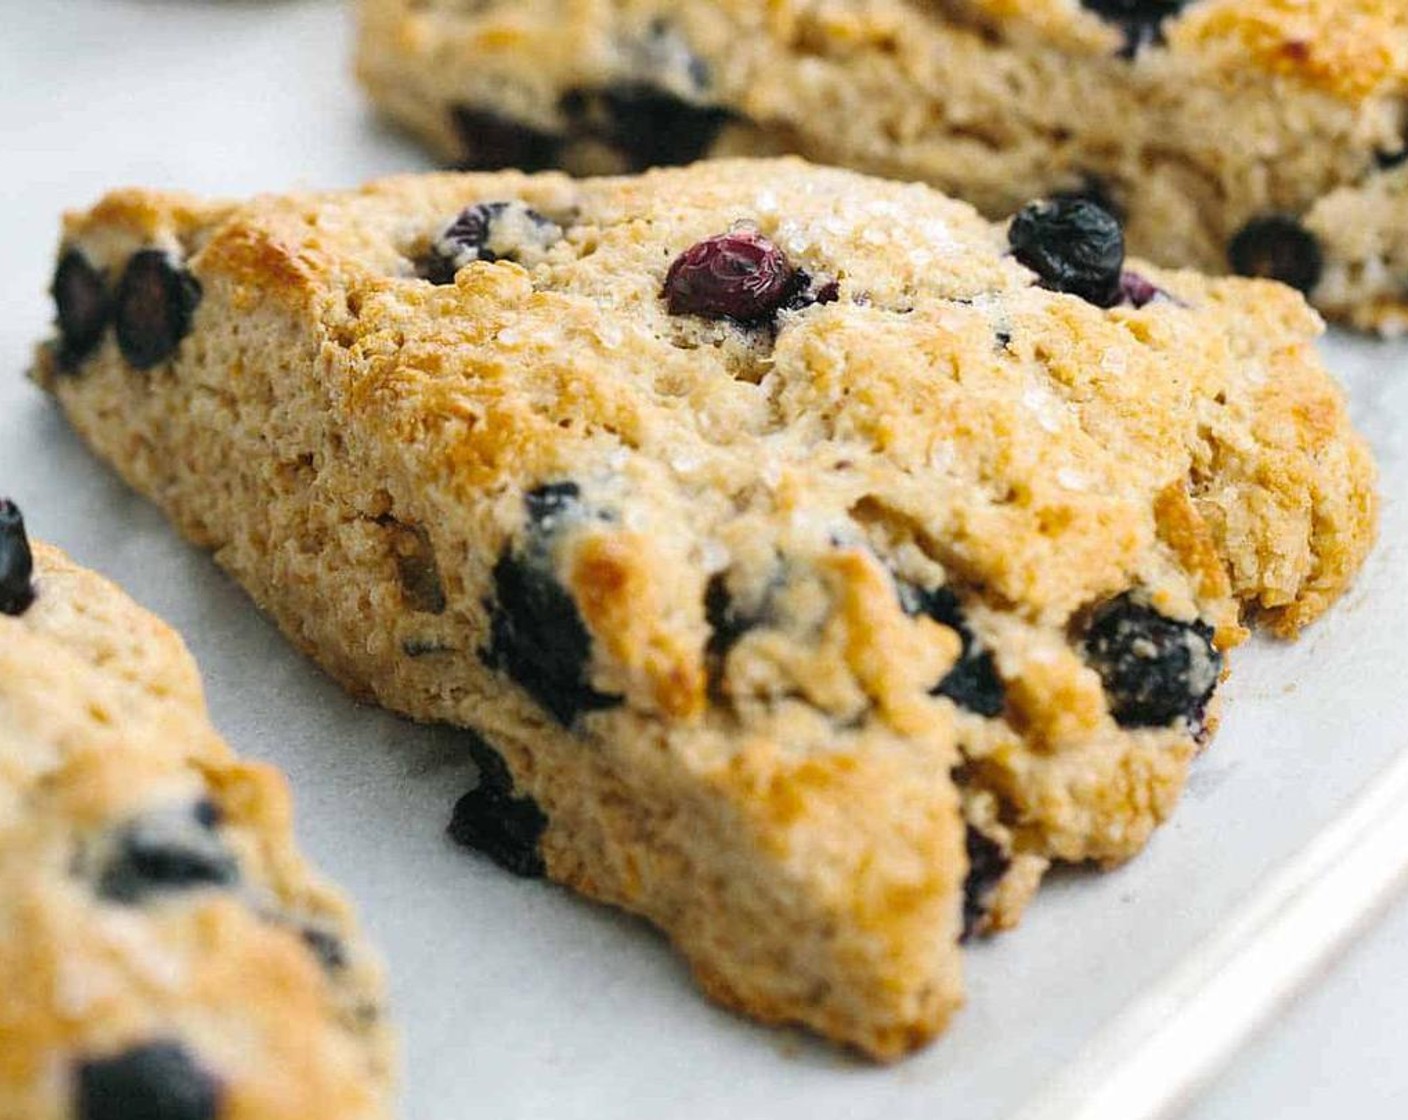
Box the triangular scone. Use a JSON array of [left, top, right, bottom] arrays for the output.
[[0, 511, 394, 1118], [33, 159, 1376, 1057]]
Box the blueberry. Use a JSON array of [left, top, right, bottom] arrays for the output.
[[451, 106, 563, 172], [961, 826, 1010, 941], [1009, 198, 1126, 307], [901, 584, 1005, 718], [98, 801, 240, 904], [300, 926, 348, 972], [663, 230, 803, 324], [114, 250, 201, 371], [0, 499, 36, 617], [77, 1040, 221, 1120], [1118, 270, 1164, 308], [448, 737, 547, 878], [1081, 0, 1189, 57], [483, 484, 619, 725], [560, 84, 731, 172], [1082, 593, 1222, 729], [1227, 215, 1324, 295], [782, 270, 841, 312], [51, 249, 109, 366], [524, 481, 581, 524], [705, 574, 753, 662], [418, 201, 563, 285]]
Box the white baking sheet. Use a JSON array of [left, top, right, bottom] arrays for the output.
[[3, 4, 1406, 1117]]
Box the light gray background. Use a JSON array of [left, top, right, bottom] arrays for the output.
[[3, 2, 1406, 1116]]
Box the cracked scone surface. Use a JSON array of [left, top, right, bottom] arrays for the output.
[[34, 158, 1376, 1057], [356, 0, 1408, 335], [0, 534, 394, 1119]]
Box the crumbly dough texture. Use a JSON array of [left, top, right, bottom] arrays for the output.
[[355, 0, 1408, 335], [0, 545, 394, 1118], [33, 159, 1376, 1057]]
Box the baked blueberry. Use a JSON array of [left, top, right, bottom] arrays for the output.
[[961, 826, 1010, 941], [301, 925, 348, 972], [51, 249, 109, 366], [1008, 198, 1125, 307], [76, 1040, 221, 1120], [0, 499, 36, 617], [114, 250, 202, 370], [484, 484, 619, 725], [1227, 215, 1324, 295], [448, 736, 548, 878], [1118, 270, 1164, 308], [98, 800, 240, 904], [451, 105, 563, 172], [664, 230, 802, 324], [1082, 593, 1222, 729], [705, 573, 753, 663], [418, 201, 563, 284], [902, 583, 1005, 718], [1081, 0, 1189, 57], [560, 84, 732, 171]]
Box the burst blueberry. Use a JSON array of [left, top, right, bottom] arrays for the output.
[[448, 736, 548, 878], [560, 84, 732, 172], [98, 801, 240, 904], [1227, 215, 1324, 295], [902, 583, 1005, 718], [52, 249, 109, 366], [419, 201, 562, 285], [1082, 593, 1222, 729], [961, 826, 1010, 941], [0, 499, 36, 617], [1081, 0, 1189, 57], [114, 250, 202, 370], [484, 484, 619, 725], [451, 105, 563, 172], [76, 1041, 221, 1120], [1009, 198, 1125, 307]]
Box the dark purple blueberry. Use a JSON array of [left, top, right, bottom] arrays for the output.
[[483, 484, 619, 725], [782, 270, 842, 313], [560, 84, 732, 172], [1009, 198, 1126, 308], [1082, 593, 1222, 729], [1052, 176, 1126, 224], [705, 573, 755, 663], [51, 249, 109, 366], [961, 826, 1010, 941], [1118, 270, 1164, 308], [1227, 215, 1324, 295], [451, 105, 563, 172], [523, 480, 581, 523], [663, 230, 801, 324], [97, 801, 239, 904], [301, 926, 348, 972], [0, 499, 36, 617], [901, 583, 1006, 718], [448, 737, 547, 878], [1376, 146, 1408, 171], [114, 250, 201, 370], [1081, 0, 1189, 57], [418, 201, 562, 285], [77, 1041, 222, 1120]]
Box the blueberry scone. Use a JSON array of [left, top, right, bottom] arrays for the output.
[[356, 0, 1408, 336], [33, 159, 1376, 1057], [0, 503, 394, 1117]]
